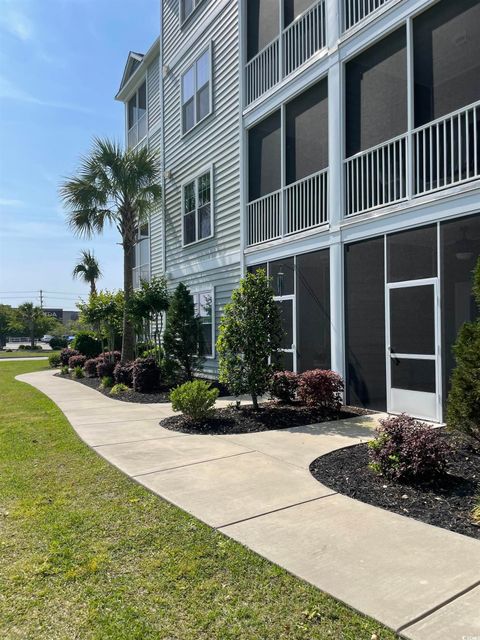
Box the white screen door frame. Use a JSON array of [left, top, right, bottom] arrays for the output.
[[385, 277, 442, 422], [274, 294, 297, 372]]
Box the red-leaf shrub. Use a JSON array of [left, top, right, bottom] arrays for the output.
[[96, 358, 115, 379], [60, 348, 79, 366], [368, 414, 451, 482], [271, 370, 299, 403], [297, 369, 344, 412], [68, 354, 87, 369], [114, 361, 134, 387], [84, 358, 100, 377], [101, 350, 121, 363], [133, 356, 161, 393]]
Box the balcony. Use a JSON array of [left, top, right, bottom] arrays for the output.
[[247, 169, 328, 246], [343, 0, 394, 32], [345, 101, 480, 217], [246, 0, 326, 106], [127, 112, 147, 148]]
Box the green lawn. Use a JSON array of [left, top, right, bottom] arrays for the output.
[[0, 360, 398, 640], [0, 350, 59, 359]]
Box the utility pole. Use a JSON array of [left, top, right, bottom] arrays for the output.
[[39, 289, 43, 309]]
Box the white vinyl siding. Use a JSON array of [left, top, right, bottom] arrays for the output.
[[180, 0, 205, 25]]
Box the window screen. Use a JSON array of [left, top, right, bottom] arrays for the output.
[[270, 258, 294, 296], [346, 28, 407, 157], [391, 359, 436, 393], [248, 111, 281, 201], [296, 249, 331, 372], [387, 224, 437, 282], [284, 0, 315, 26], [390, 285, 435, 356], [414, 0, 480, 127], [345, 237, 386, 410], [247, 0, 279, 61], [285, 79, 328, 184]]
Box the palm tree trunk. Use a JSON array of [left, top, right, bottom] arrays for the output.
[[122, 243, 136, 362]]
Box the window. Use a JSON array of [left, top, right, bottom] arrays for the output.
[[193, 290, 214, 357], [127, 81, 147, 148], [133, 223, 149, 289], [182, 168, 213, 245], [181, 0, 204, 24], [181, 47, 212, 134]]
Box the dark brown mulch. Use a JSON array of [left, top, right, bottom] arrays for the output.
[[56, 373, 230, 404], [160, 403, 372, 435], [309, 433, 480, 539]]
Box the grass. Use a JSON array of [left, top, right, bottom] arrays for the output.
[[0, 350, 59, 359], [0, 360, 399, 640]]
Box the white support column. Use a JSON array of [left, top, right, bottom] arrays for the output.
[[326, 0, 340, 49], [406, 15, 414, 200]]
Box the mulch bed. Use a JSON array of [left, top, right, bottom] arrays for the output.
[[160, 403, 372, 435], [309, 432, 480, 539], [56, 373, 230, 404]]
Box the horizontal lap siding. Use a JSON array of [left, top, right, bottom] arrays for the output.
[[148, 129, 163, 278], [147, 56, 161, 131]]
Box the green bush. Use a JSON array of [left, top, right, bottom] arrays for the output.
[[48, 353, 61, 368], [447, 257, 480, 445], [110, 383, 130, 396], [170, 380, 219, 422], [49, 336, 68, 350], [100, 375, 114, 389], [60, 365, 69, 375], [72, 366, 84, 379], [71, 332, 102, 358]]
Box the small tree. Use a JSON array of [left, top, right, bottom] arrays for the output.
[[127, 277, 170, 361], [447, 256, 480, 444], [163, 283, 202, 381], [217, 269, 282, 409], [15, 303, 55, 348], [78, 290, 124, 359]]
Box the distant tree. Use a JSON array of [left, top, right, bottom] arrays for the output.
[[78, 290, 124, 358], [217, 270, 282, 410], [447, 256, 480, 444], [0, 304, 14, 347], [60, 138, 161, 362], [72, 249, 102, 296], [163, 283, 202, 381], [127, 276, 170, 361], [15, 303, 54, 348]]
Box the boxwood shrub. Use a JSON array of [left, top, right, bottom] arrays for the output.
[[170, 380, 219, 421], [71, 332, 102, 358]]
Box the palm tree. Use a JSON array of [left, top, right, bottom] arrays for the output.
[[17, 302, 43, 349], [60, 138, 161, 362], [72, 249, 102, 296]]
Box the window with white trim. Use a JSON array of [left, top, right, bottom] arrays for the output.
[[181, 47, 212, 134], [180, 0, 204, 23], [183, 168, 213, 245], [192, 290, 214, 357], [127, 82, 147, 148], [133, 222, 149, 289]]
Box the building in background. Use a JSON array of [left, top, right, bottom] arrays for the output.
[[116, 0, 480, 422]]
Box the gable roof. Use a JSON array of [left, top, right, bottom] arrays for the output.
[[115, 39, 161, 102], [118, 51, 145, 95]]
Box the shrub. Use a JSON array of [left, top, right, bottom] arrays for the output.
[[60, 348, 79, 366], [68, 354, 87, 369], [101, 350, 122, 363], [368, 414, 451, 482], [100, 375, 113, 389], [19, 344, 42, 351], [114, 361, 134, 387], [132, 356, 160, 393], [473, 498, 480, 525], [297, 369, 344, 412], [96, 358, 115, 379], [170, 380, 219, 422], [71, 332, 102, 358], [48, 353, 61, 368], [60, 365, 69, 375], [72, 365, 84, 379], [271, 370, 299, 403], [110, 383, 130, 396], [49, 336, 68, 350], [447, 257, 480, 445], [84, 358, 100, 377]]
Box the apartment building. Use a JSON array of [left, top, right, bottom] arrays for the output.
[[116, 0, 480, 422]]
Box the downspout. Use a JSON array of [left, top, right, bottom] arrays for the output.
[[159, 1, 167, 278], [238, 0, 246, 277]]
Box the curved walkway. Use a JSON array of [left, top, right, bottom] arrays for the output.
[[18, 370, 480, 640]]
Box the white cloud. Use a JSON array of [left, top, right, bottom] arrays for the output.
[[0, 76, 93, 114], [0, 197, 24, 207], [0, 2, 34, 41]]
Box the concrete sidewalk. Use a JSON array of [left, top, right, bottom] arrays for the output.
[[17, 370, 480, 640]]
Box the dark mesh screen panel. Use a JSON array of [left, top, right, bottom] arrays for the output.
[[414, 0, 480, 127], [275, 300, 294, 349], [390, 285, 435, 355], [441, 214, 480, 406], [346, 28, 407, 157], [345, 238, 386, 410], [270, 258, 295, 296], [273, 351, 294, 372], [284, 0, 315, 26], [285, 79, 328, 184], [387, 224, 437, 282], [297, 249, 331, 372], [247, 0, 280, 60], [247, 263, 267, 275], [391, 359, 436, 393], [248, 111, 281, 201]]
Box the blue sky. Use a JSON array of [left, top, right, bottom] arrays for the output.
[[0, 0, 158, 310]]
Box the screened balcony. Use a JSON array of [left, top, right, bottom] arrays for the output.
[[246, 0, 326, 105], [127, 81, 147, 148]]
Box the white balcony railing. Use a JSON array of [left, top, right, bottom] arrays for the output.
[[414, 101, 480, 196], [246, 0, 326, 105], [345, 101, 480, 217], [343, 0, 392, 32], [247, 169, 328, 246], [127, 112, 147, 148], [345, 134, 407, 216]]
